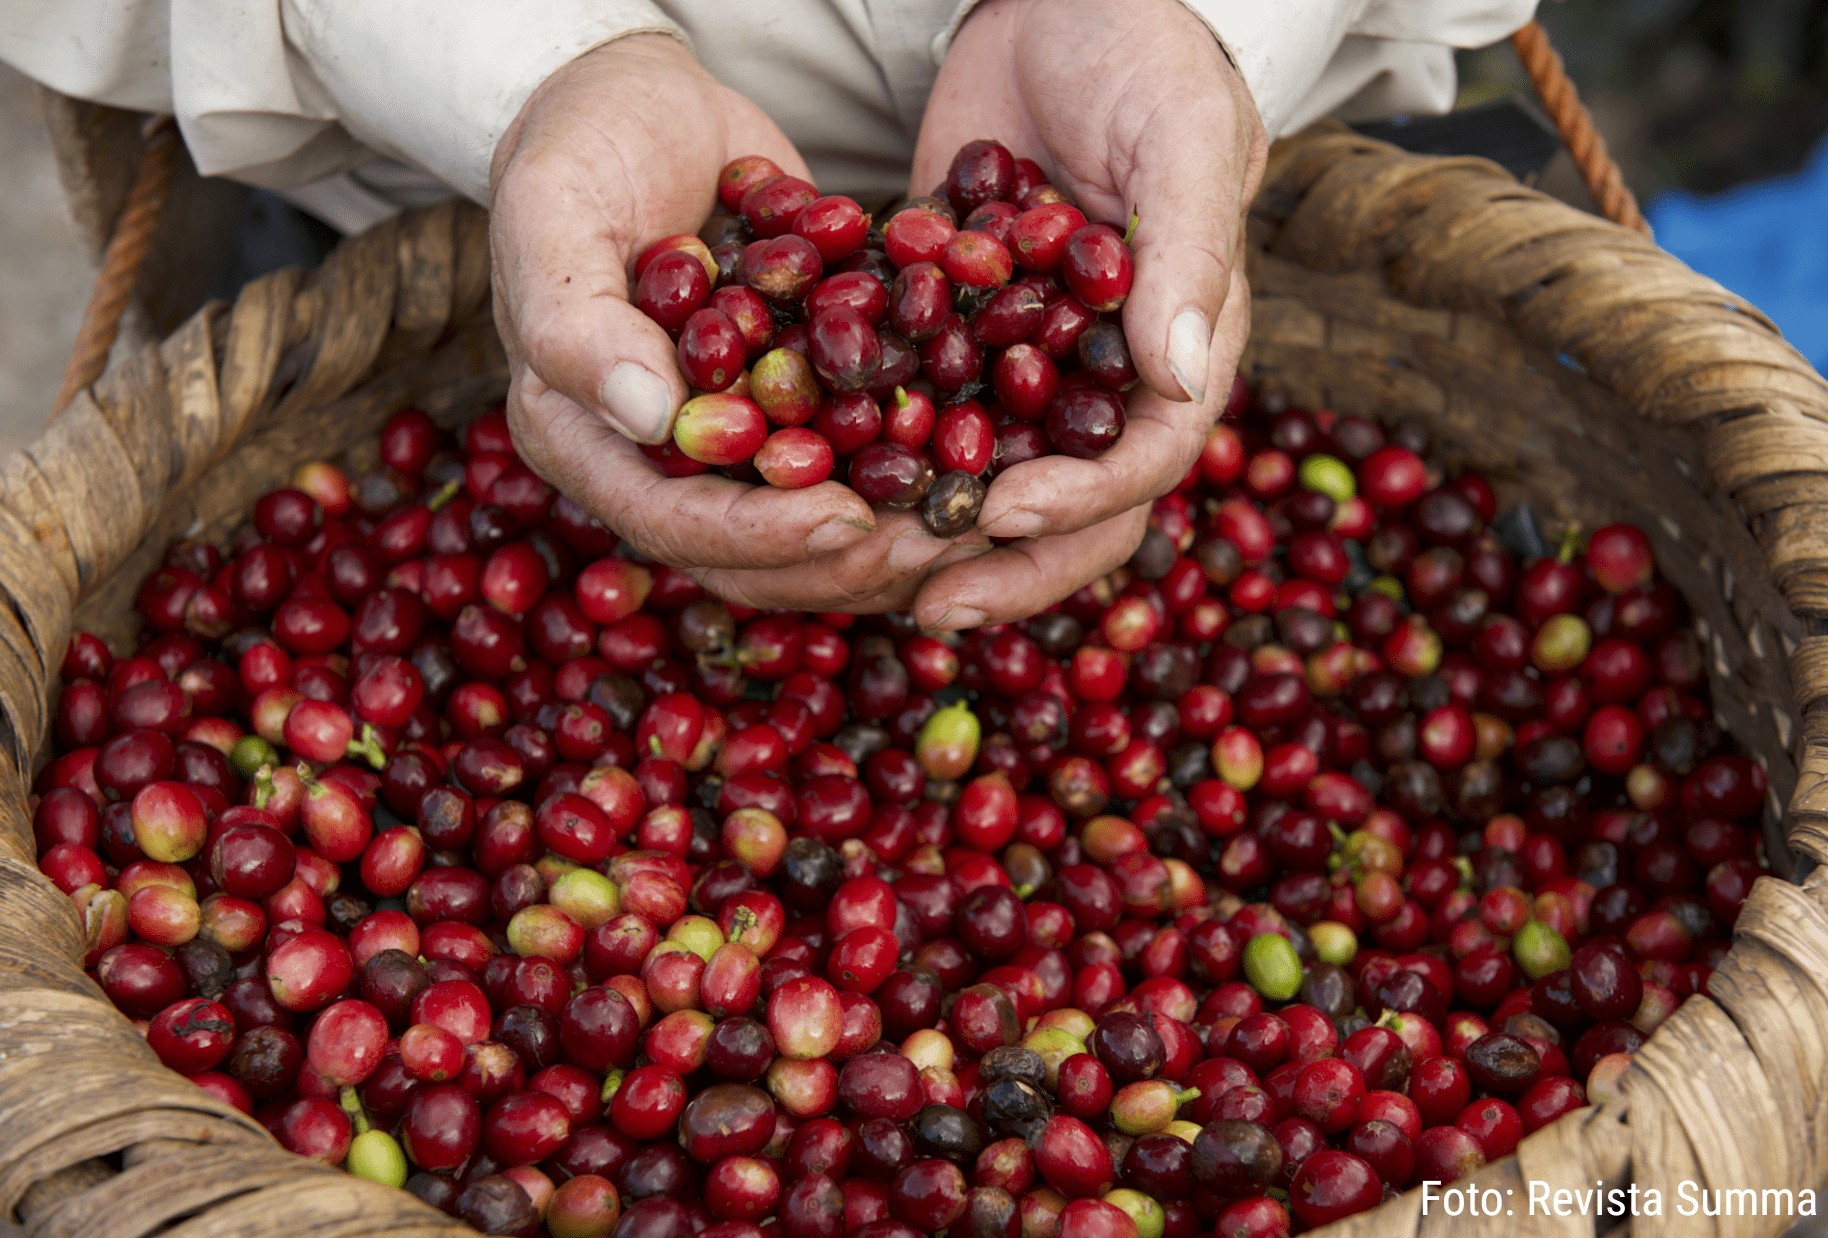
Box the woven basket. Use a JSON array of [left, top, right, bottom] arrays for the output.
[[4, 124, 1828, 1237]]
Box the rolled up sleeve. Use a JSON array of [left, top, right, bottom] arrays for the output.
[[1, 0, 686, 200], [279, 0, 686, 202], [1176, 0, 1538, 136], [936, 0, 1538, 139]]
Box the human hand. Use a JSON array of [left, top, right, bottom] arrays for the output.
[[492, 35, 967, 604], [906, 0, 1267, 629]]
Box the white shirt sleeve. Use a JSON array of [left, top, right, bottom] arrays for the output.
[[277, 0, 685, 202], [2, 0, 1539, 220], [0, 0, 684, 200], [1155, 0, 1539, 137], [938, 0, 1538, 139]]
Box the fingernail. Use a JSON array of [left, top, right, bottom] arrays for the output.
[[931, 606, 987, 632], [1167, 310, 1211, 404], [982, 508, 1045, 539], [805, 517, 874, 557], [888, 530, 949, 574], [600, 362, 675, 444]]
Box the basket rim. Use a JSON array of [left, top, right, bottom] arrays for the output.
[[3, 124, 1827, 1236]]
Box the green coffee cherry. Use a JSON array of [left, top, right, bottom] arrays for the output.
[[1110, 1080, 1202, 1136], [1164, 1119, 1203, 1144], [548, 868, 620, 930], [1021, 1026, 1088, 1087], [1104, 1188, 1166, 1238], [1308, 920, 1359, 967], [917, 700, 981, 780], [347, 1129, 407, 1187], [1514, 919, 1572, 979], [667, 914, 725, 961], [230, 735, 279, 779], [1298, 453, 1356, 502], [1035, 1008, 1096, 1041], [1532, 613, 1592, 674], [1243, 933, 1303, 1002]]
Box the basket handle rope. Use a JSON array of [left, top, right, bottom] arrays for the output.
[[49, 114, 180, 418], [47, 23, 1646, 421], [1510, 20, 1649, 234]]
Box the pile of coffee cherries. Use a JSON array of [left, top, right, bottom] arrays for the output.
[[635, 140, 1135, 536], [34, 384, 1768, 1237]]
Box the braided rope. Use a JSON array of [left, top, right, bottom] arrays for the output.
[[1511, 20, 1650, 234], [50, 116, 180, 419]]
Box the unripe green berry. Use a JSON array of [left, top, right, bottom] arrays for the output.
[[1243, 933, 1303, 1002], [1298, 453, 1356, 502], [1308, 920, 1359, 967], [1104, 1188, 1165, 1238], [1514, 918, 1572, 979], [346, 1129, 407, 1187], [917, 700, 981, 781]]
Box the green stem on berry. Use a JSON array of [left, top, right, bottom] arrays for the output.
[[425, 477, 462, 512], [727, 907, 757, 943], [339, 1085, 371, 1135], [346, 723, 387, 771], [1557, 523, 1582, 564]]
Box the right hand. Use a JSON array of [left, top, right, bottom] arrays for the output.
[[902, 0, 1265, 631], [491, 36, 986, 609]]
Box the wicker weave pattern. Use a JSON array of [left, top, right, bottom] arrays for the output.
[[0, 203, 493, 1237], [2, 128, 1826, 1235]]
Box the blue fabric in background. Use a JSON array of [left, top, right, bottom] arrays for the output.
[[1648, 139, 1828, 372]]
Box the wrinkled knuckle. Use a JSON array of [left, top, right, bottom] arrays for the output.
[[825, 569, 893, 610], [826, 579, 911, 615], [612, 504, 682, 565], [1181, 233, 1235, 280], [516, 306, 586, 383], [504, 374, 545, 433], [503, 383, 559, 475], [696, 572, 763, 611], [495, 146, 578, 212]]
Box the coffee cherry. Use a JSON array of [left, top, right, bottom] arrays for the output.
[[1060, 224, 1133, 311], [635, 251, 712, 334], [674, 395, 769, 466], [849, 443, 936, 509], [755, 428, 837, 490], [808, 309, 883, 392], [678, 308, 747, 392], [42, 221, 1766, 1237]]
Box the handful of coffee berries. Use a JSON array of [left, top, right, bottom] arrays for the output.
[[631, 139, 1137, 537]]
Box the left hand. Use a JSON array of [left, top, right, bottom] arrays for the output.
[[906, 0, 1267, 630]]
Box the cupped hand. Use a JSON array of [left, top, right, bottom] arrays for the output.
[[907, 0, 1267, 629], [492, 35, 930, 601]]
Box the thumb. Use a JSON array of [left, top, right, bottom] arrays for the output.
[[1117, 73, 1266, 406], [522, 288, 687, 448], [491, 162, 691, 445]]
